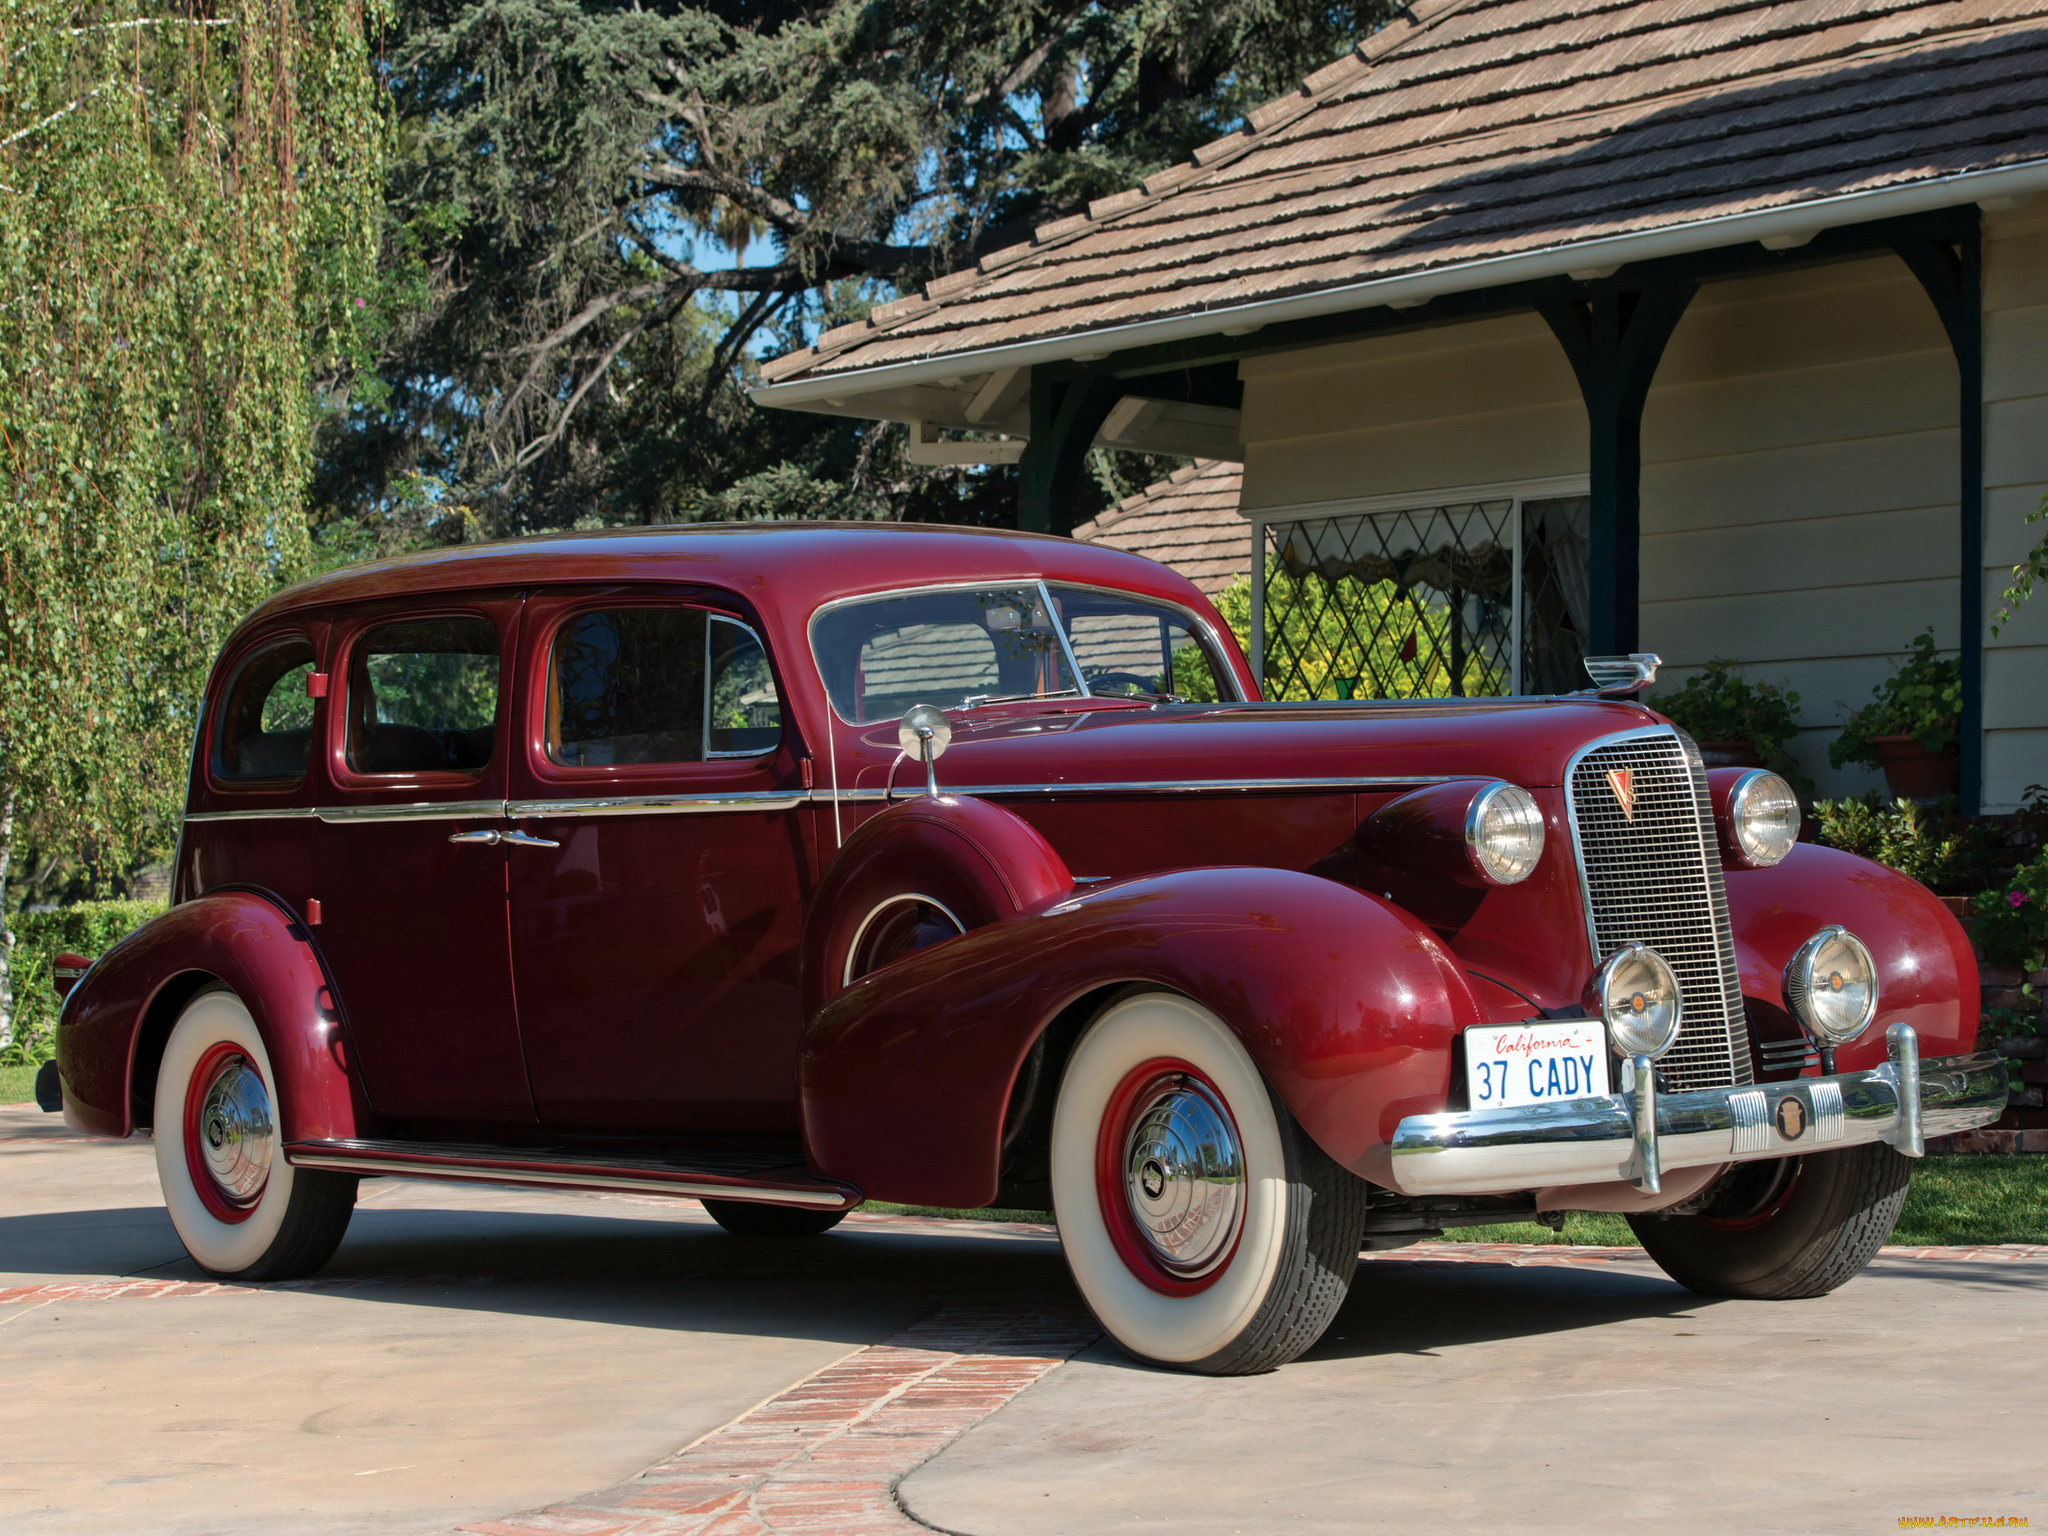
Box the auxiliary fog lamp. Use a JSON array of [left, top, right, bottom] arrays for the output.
[[1592, 943, 1684, 1060], [1784, 925, 1879, 1046]]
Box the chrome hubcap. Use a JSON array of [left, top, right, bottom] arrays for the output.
[[1121, 1075, 1244, 1279], [199, 1057, 273, 1205]]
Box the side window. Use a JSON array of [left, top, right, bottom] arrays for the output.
[[215, 637, 316, 782], [1053, 587, 1231, 703], [346, 616, 500, 775], [548, 607, 781, 767]]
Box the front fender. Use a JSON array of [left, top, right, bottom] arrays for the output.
[[1726, 842, 1978, 1068], [55, 890, 367, 1143], [799, 867, 1481, 1207]]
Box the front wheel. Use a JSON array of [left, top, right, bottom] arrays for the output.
[[1626, 1143, 1911, 1299], [152, 987, 357, 1281], [1050, 991, 1369, 1375]]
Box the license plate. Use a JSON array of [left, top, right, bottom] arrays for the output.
[[1465, 1021, 1611, 1109]]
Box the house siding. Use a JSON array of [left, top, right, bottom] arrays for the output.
[[1983, 203, 2048, 814], [1237, 245, 2044, 809]]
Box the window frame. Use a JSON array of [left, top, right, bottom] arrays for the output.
[[207, 630, 320, 790], [805, 578, 1244, 726], [523, 593, 787, 787], [330, 603, 512, 790]]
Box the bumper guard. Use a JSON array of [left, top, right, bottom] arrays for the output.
[[1390, 1025, 2006, 1197]]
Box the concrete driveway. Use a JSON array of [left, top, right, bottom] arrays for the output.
[[3, 1101, 2043, 1536]]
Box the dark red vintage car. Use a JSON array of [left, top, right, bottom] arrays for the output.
[[50, 524, 2005, 1373]]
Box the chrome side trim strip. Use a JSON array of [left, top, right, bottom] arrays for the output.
[[824, 775, 1456, 803], [315, 800, 508, 824], [1389, 1047, 2006, 1196], [183, 808, 320, 824], [508, 791, 807, 819], [284, 1150, 855, 1208]]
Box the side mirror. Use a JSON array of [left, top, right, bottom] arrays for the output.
[[897, 704, 953, 797], [51, 953, 91, 1001]]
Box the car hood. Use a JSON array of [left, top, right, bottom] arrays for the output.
[[849, 697, 1669, 792]]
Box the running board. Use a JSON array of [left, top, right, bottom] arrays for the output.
[[283, 1138, 860, 1210]]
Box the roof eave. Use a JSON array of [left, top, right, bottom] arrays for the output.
[[752, 158, 2048, 415]]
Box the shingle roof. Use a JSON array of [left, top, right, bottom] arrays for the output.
[[761, 0, 2048, 395], [1071, 461, 1248, 595]]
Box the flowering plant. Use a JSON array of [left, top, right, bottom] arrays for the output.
[[1971, 852, 2048, 973]]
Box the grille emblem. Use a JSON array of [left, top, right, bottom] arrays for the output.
[[1606, 767, 1637, 820], [1774, 1095, 1808, 1141]]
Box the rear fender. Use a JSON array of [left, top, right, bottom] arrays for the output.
[[800, 866, 1479, 1207], [55, 890, 366, 1143]]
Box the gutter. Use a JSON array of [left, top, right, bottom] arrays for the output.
[[751, 158, 2048, 411]]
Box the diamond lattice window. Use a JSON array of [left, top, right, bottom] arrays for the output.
[[1253, 494, 1590, 701]]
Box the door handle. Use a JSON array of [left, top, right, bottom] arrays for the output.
[[448, 829, 503, 846], [501, 829, 561, 848]]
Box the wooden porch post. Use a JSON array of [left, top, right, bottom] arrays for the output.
[[1538, 281, 1698, 657], [1894, 225, 1985, 817], [1016, 371, 1126, 536]]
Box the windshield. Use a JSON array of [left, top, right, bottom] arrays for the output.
[[810, 582, 1233, 724]]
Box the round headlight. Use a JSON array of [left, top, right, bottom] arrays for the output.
[[1593, 943, 1683, 1059], [1728, 770, 1800, 866], [1465, 783, 1544, 885], [1785, 925, 1878, 1045]]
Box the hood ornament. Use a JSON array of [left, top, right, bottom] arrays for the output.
[[1580, 654, 1662, 697]]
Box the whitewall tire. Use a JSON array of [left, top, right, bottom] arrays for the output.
[[1050, 991, 1369, 1374], [152, 987, 357, 1280]]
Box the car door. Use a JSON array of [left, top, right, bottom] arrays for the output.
[[313, 597, 536, 1129], [504, 588, 812, 1138]]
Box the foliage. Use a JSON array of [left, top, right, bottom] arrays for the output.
[[1829, 630, 1965, 769], [1650, 658, 1804, 780], [0, 0, 387, 1044], [1, 900, 164, 1066], [323, 0, 1394, 536], [1991, 493, 2048, 636], [1211, 564, 1505, 702], [1807, 794, 1995, 895], [1971, 852, 2048, 976]]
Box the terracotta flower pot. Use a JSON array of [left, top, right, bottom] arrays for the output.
[[1695, 740, 1764, 769], [1873, 734, 1960, 799]]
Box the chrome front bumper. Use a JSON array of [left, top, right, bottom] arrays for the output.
[[1390, 1025, 2007, 1197]]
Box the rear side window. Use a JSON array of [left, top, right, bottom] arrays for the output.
[[548, 607, 781, 767], [347, 617, 500, 775], [215, 637, 316, 782]]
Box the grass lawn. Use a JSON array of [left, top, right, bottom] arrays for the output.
[[0, 1062, 39, 1106], [863, 1155, 2048, 1249]]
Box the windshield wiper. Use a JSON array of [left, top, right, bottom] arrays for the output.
[[960, 688, 1085, 709]]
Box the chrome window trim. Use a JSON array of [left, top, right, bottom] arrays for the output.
[[806, 577, 1246, 727], [702, 613, 784, 761]]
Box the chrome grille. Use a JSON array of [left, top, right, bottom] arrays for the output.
[[1566, 727, 1753, 1091]]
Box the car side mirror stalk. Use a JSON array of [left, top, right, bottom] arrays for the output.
[[897, 704, 953, 798]]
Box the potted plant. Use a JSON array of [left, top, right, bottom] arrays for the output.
[[1650, 659, 1804, 778], [1829, 630, 1963, 798]]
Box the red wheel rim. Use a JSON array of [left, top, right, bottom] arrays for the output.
[[182, 1040, 273, 1224], [1093, 1057, 1247, 1297]]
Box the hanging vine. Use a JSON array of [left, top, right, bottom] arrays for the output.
[[0, 0, 385, 1049]]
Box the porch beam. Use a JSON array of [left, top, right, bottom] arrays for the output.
[[1536, 279, 1699, 657]]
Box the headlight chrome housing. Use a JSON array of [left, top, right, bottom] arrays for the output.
[[1464, 782, 1544, 885], [1592, 943, 1683, 1059], [1785, 925, 1878, 1046], [1726, 769, 1801, 867]]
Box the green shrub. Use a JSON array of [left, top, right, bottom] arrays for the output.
[[1971, 852, 2048, 976], [3, 900, 165, 1066], [1808, 794, 1991, 894], [1830, 630, 1964, 769], [1649, 658, 1804, 781]]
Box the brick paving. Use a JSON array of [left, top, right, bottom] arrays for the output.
[[446, 1304, 1100, 1536]]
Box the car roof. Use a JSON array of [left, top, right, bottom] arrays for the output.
[[241, 521, 1219, 629]]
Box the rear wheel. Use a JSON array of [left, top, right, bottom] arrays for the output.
[[700, 1199, 848, 1237], [152, 987, 357, 1281], [1626, 1143, 1910, 1299], [1050, 991, 1368, 1375]]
